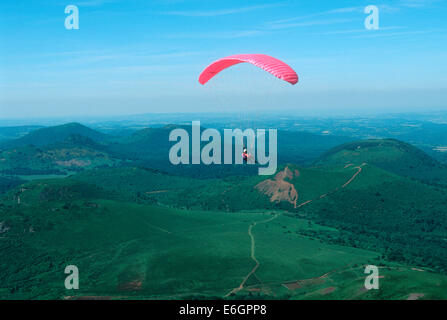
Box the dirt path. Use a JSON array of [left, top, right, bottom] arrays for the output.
[[145, 190, 169, 194], [342, 163, 365, 188], [297, 163, 366, 207], [226, 164, 367, 297], [225, 213, 280, 297], [297, 200, 312, 208]]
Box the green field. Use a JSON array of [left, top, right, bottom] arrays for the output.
[[0, 197, 378, 299], [2, 123, 447, 300], [2, 190, 447, 299]]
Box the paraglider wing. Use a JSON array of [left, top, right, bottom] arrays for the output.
[[198, 54, 298, 85]]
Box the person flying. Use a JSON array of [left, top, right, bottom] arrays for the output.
[[242, 147, 251, 164]]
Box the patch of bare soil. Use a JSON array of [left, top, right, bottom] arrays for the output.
[[146, 190, 168, 194], [407, 293, 424, 300], [320, 286, 336, 295], [117, 280, 143, 292], [282, 278, 325, 291], [64, 296, 112, 300], [55, 159, 91, 167], [282, 282, 302, 290], [255, 167, 299, 208]]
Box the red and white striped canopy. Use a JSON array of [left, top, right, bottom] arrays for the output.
[[198, 54, 298, 85]]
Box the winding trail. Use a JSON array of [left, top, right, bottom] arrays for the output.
[[225, 213, 280, 297], [342, 163, 365, 188], [226, 164, 366, 297]]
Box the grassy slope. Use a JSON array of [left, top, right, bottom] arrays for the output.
[[3, 137, 447, 299], [316, 139, 447, 186], [53, 161, 447, 273], [0, 123, 109, 148], [70, 167, 208, 195], [296, 163, 447, 271], [286, 265, 447, 300], [2, 163, 447, 299], [0, 191, 381, 299]]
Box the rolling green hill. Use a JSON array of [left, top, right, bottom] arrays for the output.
[[276, 131, 352, 165], [0, 178, 447, 299], [1, 169, 447, 300], [316, 139, 447, 186], [0, 122, 356, 181], [0, 126, 121, 184], [106, 125, 261, 178], [106, 125, 353, 178], [0, 139, 121, 178], [2, 130, 447, 300], [44, 150, 447, 276], [70, 166, 208, 201], [0, 123, 110, 148]]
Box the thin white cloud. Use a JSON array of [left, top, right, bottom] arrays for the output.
[[326, 7, 365, 14], [268, 18, 352, 30], [315, 26, 405, 36], [370, 0, 441, 12], [76, 0, 117, 7], [27, 49, 207, 71], [399, 0, 441, 8], [351, 29, 441, 39], [163, 3, 282, 17], [265, 6, 364, 31], [164, 29, 266, 39], [269, 6, 363, 25]]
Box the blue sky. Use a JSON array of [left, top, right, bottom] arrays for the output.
[[1, 0, 446, 118]]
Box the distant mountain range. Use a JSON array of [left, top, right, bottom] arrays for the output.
[[0, 122, 355, 179]]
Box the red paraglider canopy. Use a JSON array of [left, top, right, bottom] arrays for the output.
[[198, 54, 298, 85]]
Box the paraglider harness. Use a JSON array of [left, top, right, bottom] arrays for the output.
[[242, 148, 249, 164]]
